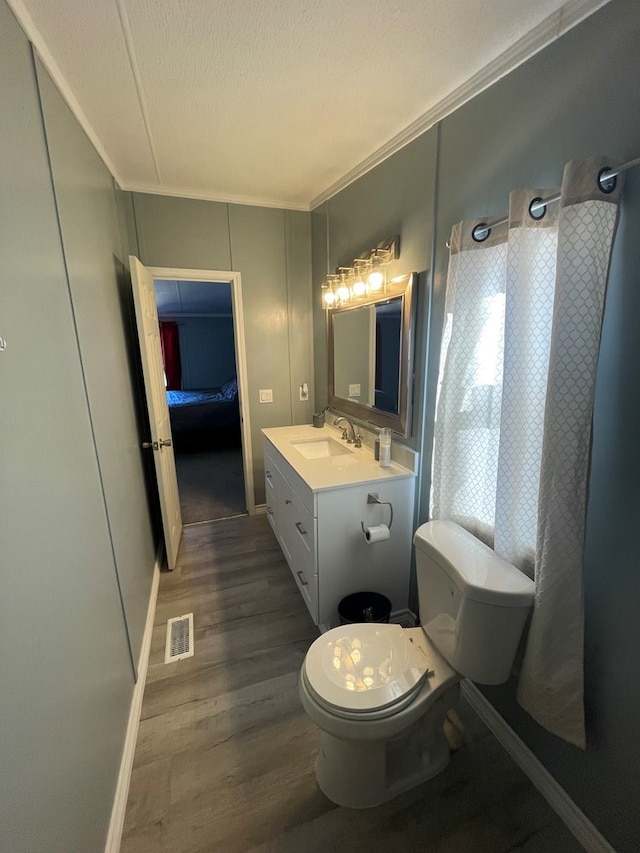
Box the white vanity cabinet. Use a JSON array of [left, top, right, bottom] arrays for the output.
[[263, 430, 416, 630], [264, 442, 318, 619]]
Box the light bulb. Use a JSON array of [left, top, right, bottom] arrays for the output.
[[352, 277, 366, 297], [337, 272, 350, 303], [323, 288, 336, 307], [368, 255, 385, 291]]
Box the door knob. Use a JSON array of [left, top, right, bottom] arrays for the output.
[[141, 441, 158, 450], [159, 438, 172, 447]]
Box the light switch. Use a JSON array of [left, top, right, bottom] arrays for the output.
[[300, 382, 309, 401], [349, 383, 361, 397], [259, 389, 273, 403]]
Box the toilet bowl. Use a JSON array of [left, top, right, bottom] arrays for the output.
[[299, 623, 459, 808], [299, 520, 535, 808]]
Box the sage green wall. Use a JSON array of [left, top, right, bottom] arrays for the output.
[[36, 58, 156, 672], [0, 2, 148, 850], [312, 130, 438, 446], [314, 1, 640, 848], [432, 4, 640, 850], [332, 307, 374, 402], [132, 194, 313, 505]]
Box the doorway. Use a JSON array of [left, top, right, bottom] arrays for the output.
[[149, 266, 255, 524]]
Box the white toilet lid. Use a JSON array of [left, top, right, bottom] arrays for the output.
[[304, 623, 430, 714]]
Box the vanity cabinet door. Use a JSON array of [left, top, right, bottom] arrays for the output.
[[315, 480, 414, 629], [264, 438, 319, 623]]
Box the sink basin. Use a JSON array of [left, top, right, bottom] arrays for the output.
[[291, 437, 352, 459]]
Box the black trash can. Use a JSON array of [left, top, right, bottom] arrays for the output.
[[338, 591, 391, 625]]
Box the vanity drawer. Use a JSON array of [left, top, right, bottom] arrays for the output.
[[291, 549, 318, 621], [264, 439, 315, 517], [288, 523, 318, 621], [264, 449, 280, 533], [279, 484, 316, 566]]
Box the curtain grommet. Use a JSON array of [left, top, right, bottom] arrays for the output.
[[597, 166, 617, 194], [529, 197, 547, 220], [472, 223, 490, 242]]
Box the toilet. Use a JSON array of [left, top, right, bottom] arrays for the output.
[[298, 519, 535, 808]]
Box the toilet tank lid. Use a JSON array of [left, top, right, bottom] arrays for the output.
[[414, 520, 535, 607]]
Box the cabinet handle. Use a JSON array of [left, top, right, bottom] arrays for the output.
[[285, 499, 292, 504], [265, 470, 272, 479], [295, 521, 307, 536], [267, 506, 274, 515], [296, 570, 309, 586]]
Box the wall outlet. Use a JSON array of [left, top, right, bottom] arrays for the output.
[[300, 382, 309, 401], [259, 389, 273, 403], [349, 383, 361, 397]]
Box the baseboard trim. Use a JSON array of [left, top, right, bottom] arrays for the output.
[[104, 547, 162, 853], [391, 608, 417, 628], [460, 681, 615, 853]]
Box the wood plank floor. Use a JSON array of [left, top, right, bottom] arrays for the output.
[[120, 514, 584, 853]]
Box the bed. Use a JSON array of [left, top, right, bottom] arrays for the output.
[[166, 378, 240, 449]]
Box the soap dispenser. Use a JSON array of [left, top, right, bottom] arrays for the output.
[[379, 428, 391, 468]]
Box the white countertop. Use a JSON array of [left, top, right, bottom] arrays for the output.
[[262, 424, 417, 492]]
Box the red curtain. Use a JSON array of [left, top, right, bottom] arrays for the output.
[[159, 321, 182, 390]]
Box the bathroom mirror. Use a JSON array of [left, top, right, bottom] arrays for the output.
[[328, 272, 415, 436]]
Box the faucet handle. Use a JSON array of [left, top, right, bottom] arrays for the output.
[[354, 434, 362, 448]]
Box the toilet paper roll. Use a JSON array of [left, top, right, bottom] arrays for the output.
[[363, 524, 390, 544]]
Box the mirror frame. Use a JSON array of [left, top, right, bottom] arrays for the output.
[[328, 271, 416, 436]]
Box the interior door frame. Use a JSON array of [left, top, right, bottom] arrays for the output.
[[149, 265, 255, 515]]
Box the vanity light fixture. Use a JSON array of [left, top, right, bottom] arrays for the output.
[[336, 270, 351, 303], [367, 251, 385, 291], [322, 235, 400, 309], [352, 260, 367, 297]]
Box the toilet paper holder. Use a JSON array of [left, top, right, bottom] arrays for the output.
[[360, 492, 393, 533]]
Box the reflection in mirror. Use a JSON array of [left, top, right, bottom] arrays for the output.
[[328, 272, 415, 436]]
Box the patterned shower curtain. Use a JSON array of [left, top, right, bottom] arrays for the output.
[[431, 157, 622, 747]]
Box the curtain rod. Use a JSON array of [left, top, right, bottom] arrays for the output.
[[470, 156, 640, 243]]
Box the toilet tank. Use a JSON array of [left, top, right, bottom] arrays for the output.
[[413, 520, 535, 685]]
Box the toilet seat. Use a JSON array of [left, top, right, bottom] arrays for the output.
[[303, 623, 431, 720]]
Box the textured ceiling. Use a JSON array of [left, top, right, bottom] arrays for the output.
[[155, 280, 232, 317], [10, 0, 608, 209]]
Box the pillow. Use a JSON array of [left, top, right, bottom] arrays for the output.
[[221, 378, 238, 400]]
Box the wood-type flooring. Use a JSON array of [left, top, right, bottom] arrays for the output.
[[120, 514, 584, 853]]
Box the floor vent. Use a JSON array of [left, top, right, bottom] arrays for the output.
[[164, 613, 194, 663]]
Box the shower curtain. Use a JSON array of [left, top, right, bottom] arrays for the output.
[[431, 157, 622, 747]]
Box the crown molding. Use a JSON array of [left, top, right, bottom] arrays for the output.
[[9, 0, 610, 214], [121, 180, 311, 211], [309, 0, 611, 210], [7, 0, 125, 187]]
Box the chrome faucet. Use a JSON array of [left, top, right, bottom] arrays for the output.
[[334, 417, 362, 447]]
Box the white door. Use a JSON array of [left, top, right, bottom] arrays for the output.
[[130, 256, 182, 570]]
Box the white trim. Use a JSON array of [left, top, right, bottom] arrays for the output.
[[255, 503, 267, 515], [308, 0, 612, 210], [113, 0, 161, 183], [9, 0, 608, 213], [148, 267, 255, 515], [122, 181, 310, 212], [391, 608, 417, 629], [7, 0, 124, 188], [460, 681, 616, 853], [104, 549, 161, 853]]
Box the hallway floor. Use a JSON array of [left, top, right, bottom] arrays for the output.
[[120, 515, 584, 853]]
